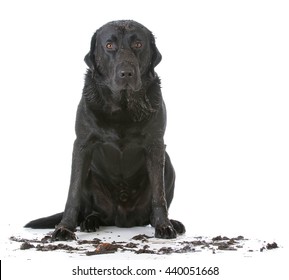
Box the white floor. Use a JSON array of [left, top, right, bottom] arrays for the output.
[[1, 223, 288, 279]]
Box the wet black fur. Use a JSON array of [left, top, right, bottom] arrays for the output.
[[25, 20, 185, 240]]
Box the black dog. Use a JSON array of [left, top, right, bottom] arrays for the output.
[[25, 20, 185, 240]]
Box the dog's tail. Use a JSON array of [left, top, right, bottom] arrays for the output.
[[24, 212, 63, 229]]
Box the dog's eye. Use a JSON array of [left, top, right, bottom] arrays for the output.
[[134, 42, 142, 48], [106, 42, 114, 49]]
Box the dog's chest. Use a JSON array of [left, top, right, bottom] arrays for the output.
[[94, 143, 145, 173], [92, 125, 147, 178]]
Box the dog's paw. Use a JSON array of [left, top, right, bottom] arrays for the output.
[[170, 219, 186, 234], [51, 226, 76, 241], [155, 222, 177, 239], [80, 213, 100, 232]]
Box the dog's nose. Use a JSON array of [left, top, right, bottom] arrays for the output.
[[119, 69, 134, 79], [117, 62, 135, 79]]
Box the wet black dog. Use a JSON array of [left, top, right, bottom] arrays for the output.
[[25, 20, 185, 240]]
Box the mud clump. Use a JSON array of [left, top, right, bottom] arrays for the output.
[[20, 242, 35, 250], [266, 242, 278, 250], [260, 242, 279, 252], [86, 242, 123, 256], [131, 234, 153, 242]]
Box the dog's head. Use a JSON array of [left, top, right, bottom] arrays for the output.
[[84, 20, 162, 93]]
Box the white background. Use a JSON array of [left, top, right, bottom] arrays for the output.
[[0, 0, 289, 278]]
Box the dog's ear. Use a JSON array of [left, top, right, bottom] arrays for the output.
[[150, 33, 162, 75], [84, 32, 97, 70]]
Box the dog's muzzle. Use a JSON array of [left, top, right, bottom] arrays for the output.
[[113, 61, 142, 92]]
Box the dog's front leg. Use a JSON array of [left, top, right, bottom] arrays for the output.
[[51, 140, 91, 241], [147, 142, 177, 239]]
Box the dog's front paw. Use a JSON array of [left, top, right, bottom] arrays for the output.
[[170, 219, 186, 234], [80, 213, 100, 232], [155, 222, 177, 239], [51, 226, 76, 241]]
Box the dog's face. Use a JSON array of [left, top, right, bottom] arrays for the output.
[[85, 20, 162, 93]]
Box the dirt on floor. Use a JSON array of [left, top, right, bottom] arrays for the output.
[[9, 233, 279, 256]]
